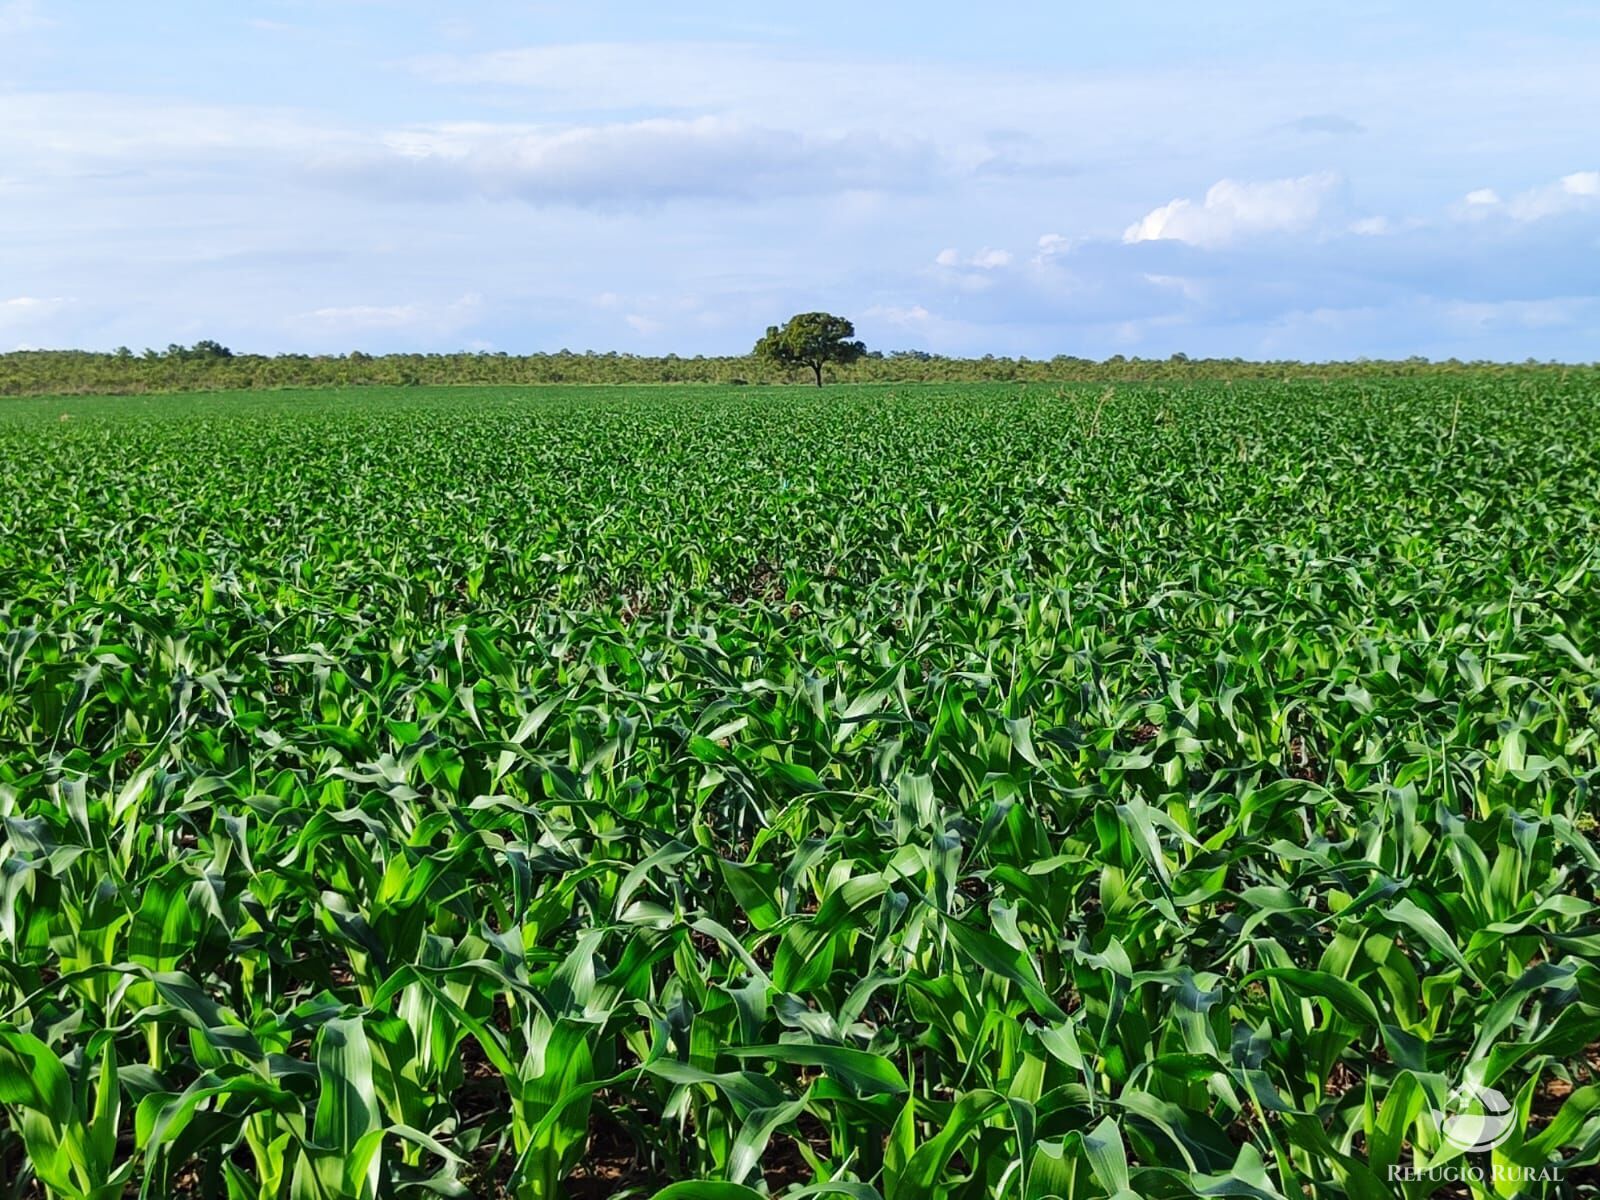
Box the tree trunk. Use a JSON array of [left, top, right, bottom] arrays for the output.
[[811, 362, 823, 387]]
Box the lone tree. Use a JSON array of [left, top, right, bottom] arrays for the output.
[[754, 312, 866, 387]]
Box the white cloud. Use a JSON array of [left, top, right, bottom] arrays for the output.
[[1143, 274, 1205, 301], [307, 303, 423, 328], [1283, 113, 1365, 136], [933, 247, 1012, 269], [0, 297, 71, 349], [3, 295, 66, 312], [412, 42, 773, 99], [1446, 297, 1588, 329], [340, 116, 940, 207], [8, 26, 1600, 361], [0, 93, 938, 210], [0, 296, 69, 325], [1110, 312, 1191, 346], [1123, 173, 1339, 247], [596, 293, 720, 338], [1463, 171, 1600, 223], [0, 0, 45, 34], [1507, 170, 1600, 221], [301, 293, 482, 333], [0, 93, 351, 176], [863, 304, 934, 327], [403, 41, 1393, 183], [1566, 171, 1600, 197]]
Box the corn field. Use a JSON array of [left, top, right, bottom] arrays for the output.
[[2, 380, 1598, 1198]]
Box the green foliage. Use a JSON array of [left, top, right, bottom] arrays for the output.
[[754, 314, 867, 386], [1, 380, 1599, 1197], [8, 348, 1584, 398]]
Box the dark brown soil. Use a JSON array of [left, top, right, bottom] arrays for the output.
[[729, 560, 786, 606], [1287, 734, 1321, 781]]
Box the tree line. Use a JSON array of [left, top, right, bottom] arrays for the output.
[[1, 343, 1590, 397]]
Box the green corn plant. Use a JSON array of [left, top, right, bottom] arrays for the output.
[[0, 1034, 131, 1200], [3, 378, 1600, 1196]]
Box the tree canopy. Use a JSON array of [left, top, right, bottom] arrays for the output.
[[753, 312, 867, 386], [0, 346, 1581, 398]]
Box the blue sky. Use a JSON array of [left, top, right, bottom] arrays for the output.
[[2, 1, 1597, 360]]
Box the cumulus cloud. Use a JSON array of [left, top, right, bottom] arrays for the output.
[[1507, 170, 1600, 221], [1035, 233, 1072, 258], [0, 93, 350, 179], [1123, 173, 1339, 247], [0, 296, 72, 349], [0, 94, 939, 211], [8, 17, 1600, 361], [1284, 113, 1365, 136], [935, 247, 1011, 269], [300, 293, 482, 333], [411, 42, 768, 101], [1457, 172, 1599, 223], [1143, 274, 1205, 301], [329, 116, 941, 207], [0, 296, 70, 325], [3, 295, 67, 313], [590, 293, 724, 340], [0, 0, 45, 34], [306, 303, 426, 329], [863, 304, 934, 327], [1445, 297, 1590, 330]]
